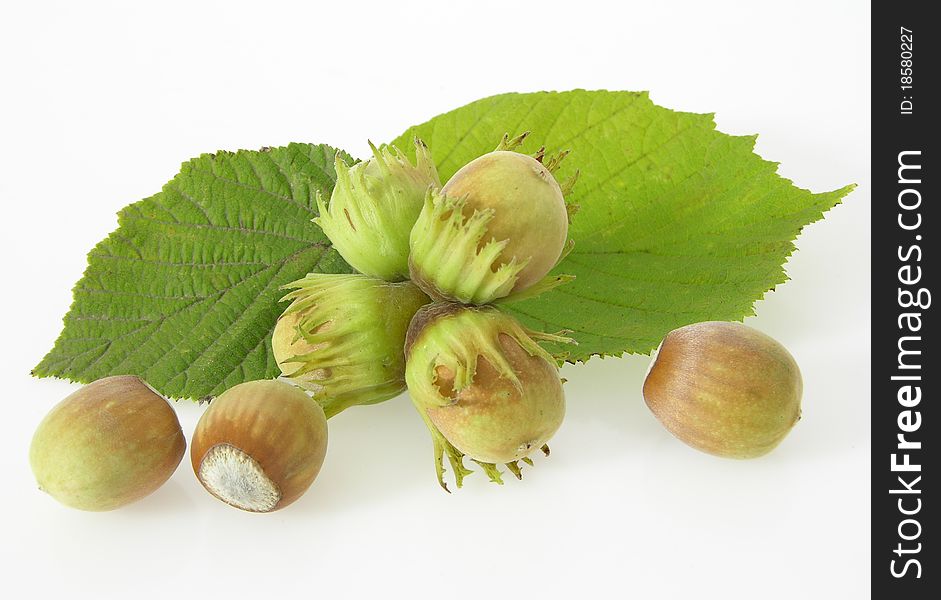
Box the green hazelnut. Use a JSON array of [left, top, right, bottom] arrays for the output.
[[405, 303, 568, 490], [315, 139, 440, 281], [643, 321, 803, 459], [272, 273, 430, 417], [29, 375, 186, 511], [408, 150, 570, 304]]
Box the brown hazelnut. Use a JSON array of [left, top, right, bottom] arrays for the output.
[[190, 379, 327, 512], [643, 321, 802, 459]]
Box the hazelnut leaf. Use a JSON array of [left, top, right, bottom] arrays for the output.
[[391, 90, 856, 361], [35, 90, 857, 399], [33, 144, 355, 399]]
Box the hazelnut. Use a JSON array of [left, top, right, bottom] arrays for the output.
[[315, 139, 440, 281], [29, 375, 186, 511], [191, 380, 327, 512], [405, 303, 567, 489], [408, 150, 570, 304], [643, 321, 802, 459], [272, 273, 429, 417]]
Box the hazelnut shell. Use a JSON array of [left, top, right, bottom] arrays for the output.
[[427, 332, 565, 464], [643, 321, 802, 459], [408, 151, 569, 305], [29, 375, 186, 511], [440, 151, 568, 292], [190, 379, 327, 513], [406, 303, 565, 465]]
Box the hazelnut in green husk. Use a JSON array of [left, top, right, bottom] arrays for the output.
[[315, 139, 440, 281], [273, 273, 429, 417], [643, 321, 803, 459], [408, 149, 571, 304], [405, 303, 570, 491], [29, 375, 185, 511]]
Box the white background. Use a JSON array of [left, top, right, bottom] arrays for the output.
[[0, 1, 870, 598]]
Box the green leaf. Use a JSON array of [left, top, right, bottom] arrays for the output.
[[391, 90, 855, 360], [35, 91, 855, 400], [33, 144, 354, 399]]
